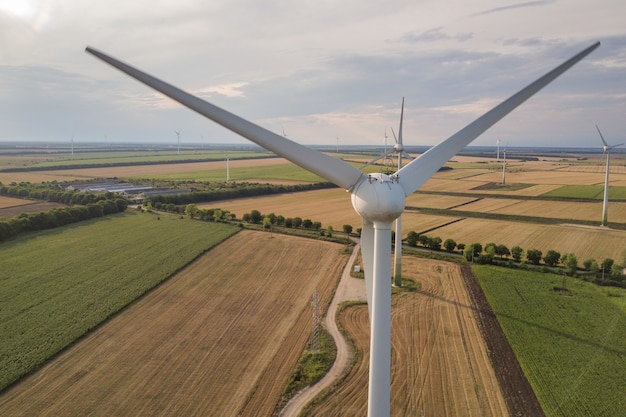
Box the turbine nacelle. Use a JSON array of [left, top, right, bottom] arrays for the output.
[[351, 173, 405, 223]]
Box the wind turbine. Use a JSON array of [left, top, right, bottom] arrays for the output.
[[86, 41, 599, 417], [175, 130, 181, 154], [501, 148, 507, 185], [496, 138, 501, 161], [596, 125, 623, 226]]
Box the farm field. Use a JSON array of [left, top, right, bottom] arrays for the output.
[[0, 231, 348, 416], [0, 211, 238, 392], [0, 196, 67, 218], [473, 265, 626, 417], [448, 198, 626, 221], [306, 257, 516, 416], [427, 218, 626, 262], [202, 188, 462, 234]]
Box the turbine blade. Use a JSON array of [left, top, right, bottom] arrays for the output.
[[360, 221, 374, 321], [361, 152, 388, 168], [85, 47, 366, 191], [390, 127, 398, 144], [398, 97, 405, 145], [396, 41, 600, 196], [596, 124, 609, 147]]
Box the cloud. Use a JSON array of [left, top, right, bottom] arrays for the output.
[[396, 28, 473, 44], [472, 0, 554, 16]]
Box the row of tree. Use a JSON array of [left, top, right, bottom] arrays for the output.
[[144, 182, 336, 205], [0, 181, 108, 205], [405, 231, 624, 286], [0, 197, 128, 242]]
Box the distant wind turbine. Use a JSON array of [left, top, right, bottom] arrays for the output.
[[175, 130, 181, 154], [596, 125, 624, 226], [501, 148, 507, 185], [86, 41, 599, 417], [496, 138, 501, 161]]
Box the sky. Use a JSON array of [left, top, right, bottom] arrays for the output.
[[1, 0, 625, 149]]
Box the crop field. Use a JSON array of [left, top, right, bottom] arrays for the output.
[[542, 184, 626, 200], [0, 211, 238, 392], [448, 198, 626, 222], [0, 196, 33, 208], [307, 257, 512, 416], [0, 231, 347, 416], [428, 218, 626, 262], [473, 265, 626, 417]]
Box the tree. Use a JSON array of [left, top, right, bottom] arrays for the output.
[[284, 217, 293, 228], [326, 225, 333, 238], [302, 218, 313, 228], [443, 238, 457, 252], [562, 253, 578, 276], [611, 263, 623, 278], [496, 244, 510, 259], [342, 224, 353, 234], [312, 221, 322, 230], [185, 204, 198, 219], [543, 250, 561, 267], [249, 209, 262, 224], [602, 258, 614, 272], [583, 258, 599, 273], [511, 246, 524, 262], [406, 231, 419, 247], [456, 243, 465, 252], [263, 216, 272, 229], [526, 249, 542, 265], [426, 236, 442, 250], [464, 243, 482, 262], [293, 217, 303, 228]]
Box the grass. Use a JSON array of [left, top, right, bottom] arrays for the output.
[[0, 150, 273, 170], [542, 185, 626, 200], [472, 265, 626, 417], [0, 211, 238, 392]]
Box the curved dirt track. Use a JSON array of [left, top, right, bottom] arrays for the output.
[[306, 257, 528, 416], [0, 231, 347, 417]]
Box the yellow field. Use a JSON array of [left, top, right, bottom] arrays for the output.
[[449, 198, 626, 222], [431, 218, 626, 262], [0, 231, 347, 416], [0, 196, 33, 209]]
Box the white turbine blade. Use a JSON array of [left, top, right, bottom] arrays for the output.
[[396, 41, 600, 196], [362, 151, 393, 168], [596, 124, 609, 148], [360, 221, 374, 320], [390, 127, 398, 144], [85, 47, 365, 191], [398, 97, 405, 145]]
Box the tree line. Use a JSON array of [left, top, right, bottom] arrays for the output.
[[144, 182, 336, 205], [405, 231, 625, 288], [0, 197, 128, 242]]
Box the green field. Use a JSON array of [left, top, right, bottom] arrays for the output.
[[473, 265, 626, 417], [0, 212, 238, 391], [542, 184, 626, 200]]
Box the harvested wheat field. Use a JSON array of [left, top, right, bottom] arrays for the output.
[[431, 218, 626, 261], [0, 231, 347, 417], [306, 257, 539, 416]]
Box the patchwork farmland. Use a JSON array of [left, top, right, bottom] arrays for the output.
[[1, 146, 626, 416]]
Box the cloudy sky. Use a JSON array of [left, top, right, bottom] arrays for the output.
[[1, 0, 625, 148]]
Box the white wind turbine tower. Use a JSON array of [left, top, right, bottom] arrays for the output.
[[496, 138, 501, 161], [596, 125, 623, 226], [501, 147, 507, 185], [175, 130, 181, 154], [86, 41, 599, 417]]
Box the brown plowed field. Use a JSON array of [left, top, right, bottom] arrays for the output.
[[306, 257, 543, 416], [0, 231, 347, 417]]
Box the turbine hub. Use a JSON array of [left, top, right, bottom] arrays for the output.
[[351, 173, 406, 223], [393, 143, 404, 153]]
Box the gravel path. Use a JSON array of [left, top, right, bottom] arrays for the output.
[[280, 243, 366, 416]]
